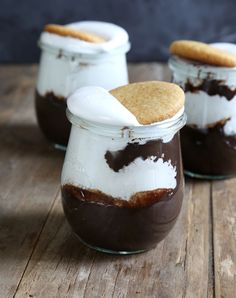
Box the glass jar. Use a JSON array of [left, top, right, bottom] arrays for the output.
[[169, 48, 236, 179], [35, 21, 130, 149], [61, 109, 186, 254]]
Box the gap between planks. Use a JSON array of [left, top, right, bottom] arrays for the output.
[[13, 188, 61, 298], [0, 64, 220, 298], [13, 179, 212, 298]]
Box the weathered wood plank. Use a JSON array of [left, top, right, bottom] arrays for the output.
[[14, 179, 211, 298], [128, 62, 171, 83], [212, 178, 236, 298], [0, 65, 64, 297], [0, 65, 37, 125], [0, 64, 213, 298]]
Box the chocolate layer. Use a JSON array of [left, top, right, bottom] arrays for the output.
[[105, 137, 178, 172], [62, 180, 183, 252], [181, 121, 236, 176], [62, 184, 174, 208], [35, 90, 71, 146], [184, 78, 236, 100]]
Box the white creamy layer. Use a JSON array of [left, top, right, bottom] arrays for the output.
[[185, 91, 236, 128], [223, 118, 236, 135], [40, 21, 129, 54], [62, 86, 181, 199], [61, 125, 177, 200], [37, 21, 129, 97], [67, 86, 184, 128], [37, 52, 128, 97], [67, 86, 140, 126], [211, 43, 236, 56]]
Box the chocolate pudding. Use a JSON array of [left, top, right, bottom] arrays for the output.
[[184, 77, 236, 101], [181, 121, 236, 176], [35, 90, 71, 147], [62, 184, 183, 252], [62, 134, 184, 252], [181, 77, 236, 176], [181, 73, 236, 177]]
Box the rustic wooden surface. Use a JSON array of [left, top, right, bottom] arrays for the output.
[[0, 64, 235, 298]]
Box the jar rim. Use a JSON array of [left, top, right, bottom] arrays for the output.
[[169, 55, 236, 77], [38, 40, 131, 59], [66, 108, 187, 139]]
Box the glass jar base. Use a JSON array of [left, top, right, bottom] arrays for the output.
[[53, 143, 67, 151], [74, 233, 148, 255], [184, 170, 234, 180]]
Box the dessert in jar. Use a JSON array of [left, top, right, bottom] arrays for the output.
[[169, 40, 236, 179], [35, 21, 130, 149], [61, 81, 186, 254]]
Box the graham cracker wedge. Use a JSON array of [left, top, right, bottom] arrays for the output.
[[110, 81, 185, 125], [170, 40, 236, 67], [44, 24, 106, 43]]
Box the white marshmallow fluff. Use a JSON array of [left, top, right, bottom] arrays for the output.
[[36, 21, 130, 98], [67, 86, 140, 126], [61, 125, 177, 199], [169, 42, 236, 134], [61, 86, 186, 200], [67, 86, 184, 129], [40, 21, 129, 54]]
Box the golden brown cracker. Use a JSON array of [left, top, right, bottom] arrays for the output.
[[110, 81, 185, 125], [44, 24, 106, 43], [170, 40, 236, 67]]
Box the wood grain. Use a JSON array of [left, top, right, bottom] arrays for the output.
[[212, 178, 236, 298], [0, 65, 64, 297], [14, 179, 211, 298], [128, 62, 171, 83], [1, 63, 233, 298]]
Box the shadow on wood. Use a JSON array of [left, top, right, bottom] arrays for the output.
[[0, 123, 65, 158]]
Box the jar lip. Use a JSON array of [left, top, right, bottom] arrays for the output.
[[38, 40, 131, 59], [39, 21, 130, 56], [169, 55, 236, 76], [66, 108, 187, 139]]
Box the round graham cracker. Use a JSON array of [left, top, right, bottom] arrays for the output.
[[170, 40, 236, 67], [44, 24, 106, 43], [110, 81, 185, 125]]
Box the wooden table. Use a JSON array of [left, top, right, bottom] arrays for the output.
[[0, 64, 236, 298]]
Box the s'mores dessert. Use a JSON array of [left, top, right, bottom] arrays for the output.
[[61, 81, 186, 253], [169, 40, 236, 178]]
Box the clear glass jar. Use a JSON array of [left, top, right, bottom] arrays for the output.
[[35, 21, 130, 150], [169, 53, 236, 179], [61, 109, 186, 254]]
